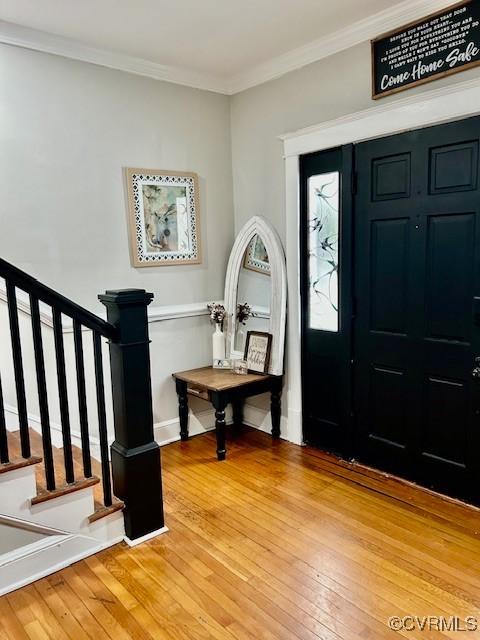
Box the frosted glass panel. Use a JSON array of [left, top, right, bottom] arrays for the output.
[[308, 172, 339, 332]]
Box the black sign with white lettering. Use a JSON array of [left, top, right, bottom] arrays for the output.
[[372, 0, 480, 99]]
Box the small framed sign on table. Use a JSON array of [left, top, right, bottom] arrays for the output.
[[244, 331, 272, 374], [372, 0, 480, 99]]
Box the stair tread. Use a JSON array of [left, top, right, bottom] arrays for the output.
[[0, 455, 43, 474], [31, 476, 100, 505], [89, 499, 124, 523], [7, 429, 119, 520]]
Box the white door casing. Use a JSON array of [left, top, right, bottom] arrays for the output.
[[282, 75, 480, 446]]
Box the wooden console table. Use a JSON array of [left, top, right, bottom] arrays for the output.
[[172, 366, 283, 460]]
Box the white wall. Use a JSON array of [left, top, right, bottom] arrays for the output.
[[0, 44, 234, 439]]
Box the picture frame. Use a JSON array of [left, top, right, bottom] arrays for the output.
[[244, 331, 272, 374], [213, 358, 232, 370], [126, 167, 201, 267], [243, 234, 270, 275]]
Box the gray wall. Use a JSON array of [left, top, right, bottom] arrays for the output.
[[0, 44, 234, 433], [3, 37, 480, 437], [230, 40, 480, 415], [0, 44, 233, 311], [230, 40, 480, 242]]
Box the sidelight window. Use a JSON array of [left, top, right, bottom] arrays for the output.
[[307, 172, 340, 332]]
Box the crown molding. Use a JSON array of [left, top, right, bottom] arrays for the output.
[[227, 0, 451, 94], [0, 0, 452, 95], [0, 20, 228, 94]]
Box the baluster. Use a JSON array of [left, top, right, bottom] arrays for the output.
[[93, 331, 112, 507], [73, 320, 92, 478], [30, 296, 56, 490], [6, 281, 30, 458], [0, 373, 9, 464], [53, 309, 74, 484]]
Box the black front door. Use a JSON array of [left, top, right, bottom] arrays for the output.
[[301, 115, 480, 505], [354, 116, 480, 504]]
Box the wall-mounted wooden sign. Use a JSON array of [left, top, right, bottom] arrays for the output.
[[372, 0, 480, 99]]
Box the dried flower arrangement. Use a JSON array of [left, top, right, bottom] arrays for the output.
[[207, 302, 226, 330], [236, 302, 255, 325]]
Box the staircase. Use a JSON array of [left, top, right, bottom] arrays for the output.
[[0, 258, 165, 595], [6, 428, 124, 519]]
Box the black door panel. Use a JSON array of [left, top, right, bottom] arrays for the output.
[[301, 116, 480, 505], [300, 146, 353, 456], [353, 116, 480, 505]]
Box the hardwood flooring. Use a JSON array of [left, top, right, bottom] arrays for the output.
[[1, 427, 480, 639]]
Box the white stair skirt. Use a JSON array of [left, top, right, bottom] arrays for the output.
[[0, 465, 125, 596]]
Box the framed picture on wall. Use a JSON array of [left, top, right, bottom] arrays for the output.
[[243, 234, 270, 275], [244, 331, 272, 374], [125, 168, 201, 267]]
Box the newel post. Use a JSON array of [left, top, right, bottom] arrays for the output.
[[98, 289, 165, 541]]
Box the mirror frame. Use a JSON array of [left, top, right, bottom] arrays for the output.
[[224, 216, 287, 376]]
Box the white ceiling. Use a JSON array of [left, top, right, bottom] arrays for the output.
[[0, 0, 449, 93]]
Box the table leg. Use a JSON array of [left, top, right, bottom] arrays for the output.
[[212, 393, 227, 460], [232, 398, 244, 435], [271, 380, 282, 439], [176, 380, 189, 441]]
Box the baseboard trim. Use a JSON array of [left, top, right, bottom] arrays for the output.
[[154, 407, 232, 446], [243, 403, 290, 439], [5, 401, 292, 457], [154, 404, 293, 446], [124, 526, 169, 547]]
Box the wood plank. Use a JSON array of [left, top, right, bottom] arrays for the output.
[[31, 476, 100, 505], [0, 456, 42, 475], [172, 366, 268, 391], [2, 428, 480, 640], [89, 500, 124, 524]]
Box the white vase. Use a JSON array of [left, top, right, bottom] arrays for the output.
[[212, 323, 226, 361]]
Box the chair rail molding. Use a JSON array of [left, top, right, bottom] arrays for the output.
[[148, 301, 213, 323], [0, 284, 212, 331], [282, 74, 480, 447], [224, 215, 287, 376]]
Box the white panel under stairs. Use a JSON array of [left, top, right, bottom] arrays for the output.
[[0, 519, 50, 555], [0, 463, 124, 596]]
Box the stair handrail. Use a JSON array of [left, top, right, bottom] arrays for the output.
[[0, 258, 118, 341], [0, 257, 165, 542]]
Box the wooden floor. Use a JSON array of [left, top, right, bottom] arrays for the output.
[[1, 428, 480, 639]]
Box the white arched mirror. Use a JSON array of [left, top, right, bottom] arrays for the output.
[[224, 216, 287, 376]]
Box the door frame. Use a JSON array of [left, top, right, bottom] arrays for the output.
[[281, 75, 480, 447]]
